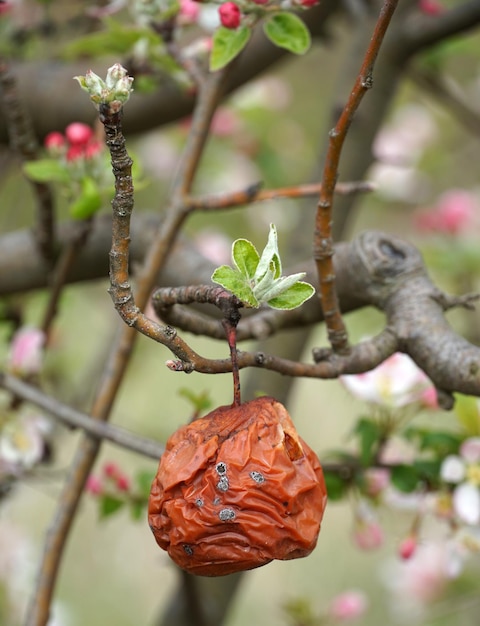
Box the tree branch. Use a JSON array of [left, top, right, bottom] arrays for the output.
[[0, 373, 164, 459], [313, 0, 399, 354]]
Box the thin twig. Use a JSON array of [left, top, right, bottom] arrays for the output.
[[25, 69, 230, 626], [0, 58, 56, 262], [40, 220, 93, 342], [0, 373, 164, 459], [313, 0, 400, 354], [185, 180, 376, 211]]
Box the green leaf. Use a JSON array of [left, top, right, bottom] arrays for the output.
[[69, 177, 102, 220], [354, 418, 381, 467], [404, 426, 461, 456], [178, 387, 212, 415], [210, 26, 251, 72], [455, 393, 480, 435], [266, 281, 315, 310], [263, 13, 311, 55], [390, 464, 419, 493], [135, 469, 156, 499], [23, 159, 70, 184], [211, 265, 258, 307], [256, 223, 281, 280], [323, 471, 348, 501], [232, 238, 259, 279], [100, 494, 125, 518], [129, 499, 146, 521]]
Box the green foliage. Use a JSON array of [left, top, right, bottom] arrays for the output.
[[323, 470, 349, 501], [23, 160, 71, 184], [178, 387, 212, 416], [263, 13, 311, 55], [454, 393, 480, 436], [211, 224, 315, 309], [69, 177, 102, 220], [353, 418, 382, 467], [100, 494, 125, 518], [210, 26, 251, 72], [404, 426, 462, 457], [63, 20, 161, 59]]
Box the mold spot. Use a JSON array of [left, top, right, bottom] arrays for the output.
[[195, 498, 204, 507], [219, 508, 236, 522], [183, 544, 194, 556], [213, 496, 221, 506], [216, 462, 227, 475], [216, 476, 229, 492], [250, 471, 265, 484]]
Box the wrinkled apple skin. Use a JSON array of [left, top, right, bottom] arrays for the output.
[[148, 396, 327, 576]]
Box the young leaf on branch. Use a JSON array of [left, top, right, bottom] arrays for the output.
[[211, 223, 315, 310]]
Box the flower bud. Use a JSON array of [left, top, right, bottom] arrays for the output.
[[219, 1, 241, 29]]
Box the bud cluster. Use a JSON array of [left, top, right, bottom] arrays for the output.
[[74, 64, 134, 112]]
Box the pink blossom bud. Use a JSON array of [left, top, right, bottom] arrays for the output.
[[329, 590, 368, 621], [398, 535, 417, 560], [297, 0, 319, 6], [44, 132, 65, 152], [65, 122, 94, 146], [86, 475, 103, 495], [116, 474, 131, 492], [419, 0, 444, 15], [103, 461, 120, 478], [8, 327, 45, 377], [84, 139, 103, 159], [219, 2, 241, 29], [66, 144, 85, 162]]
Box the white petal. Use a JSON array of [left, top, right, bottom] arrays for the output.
[[460, 437, 480, 464], [440, 455, 466, 483], [453, 483, 480, 525]]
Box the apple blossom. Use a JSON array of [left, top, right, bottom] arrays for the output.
[[0, 415, 45, 474], [415, 189, 478, 236], [7, 327, 45, 377], [341, 352, 436, 409], [44, 131, 65, 153], [441, 437, 480, 525], [329, 590, 368, 621]]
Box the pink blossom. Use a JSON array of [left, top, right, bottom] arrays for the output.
[[210, 108, 241, 137], [363, 467, 391, 498], [218, 2, 241, 29], [86, 475, 103, 495], [65, 122, 94, 146], [179, 0, 200, 23], [329, 590, 368, 621], [299, 0, 319, 6], [341, 353, 435, 409], [0, 1, 11, 15], [7, 327, 45, 377], [419, 0, 444, 15], [415, 189, 478, 236]]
